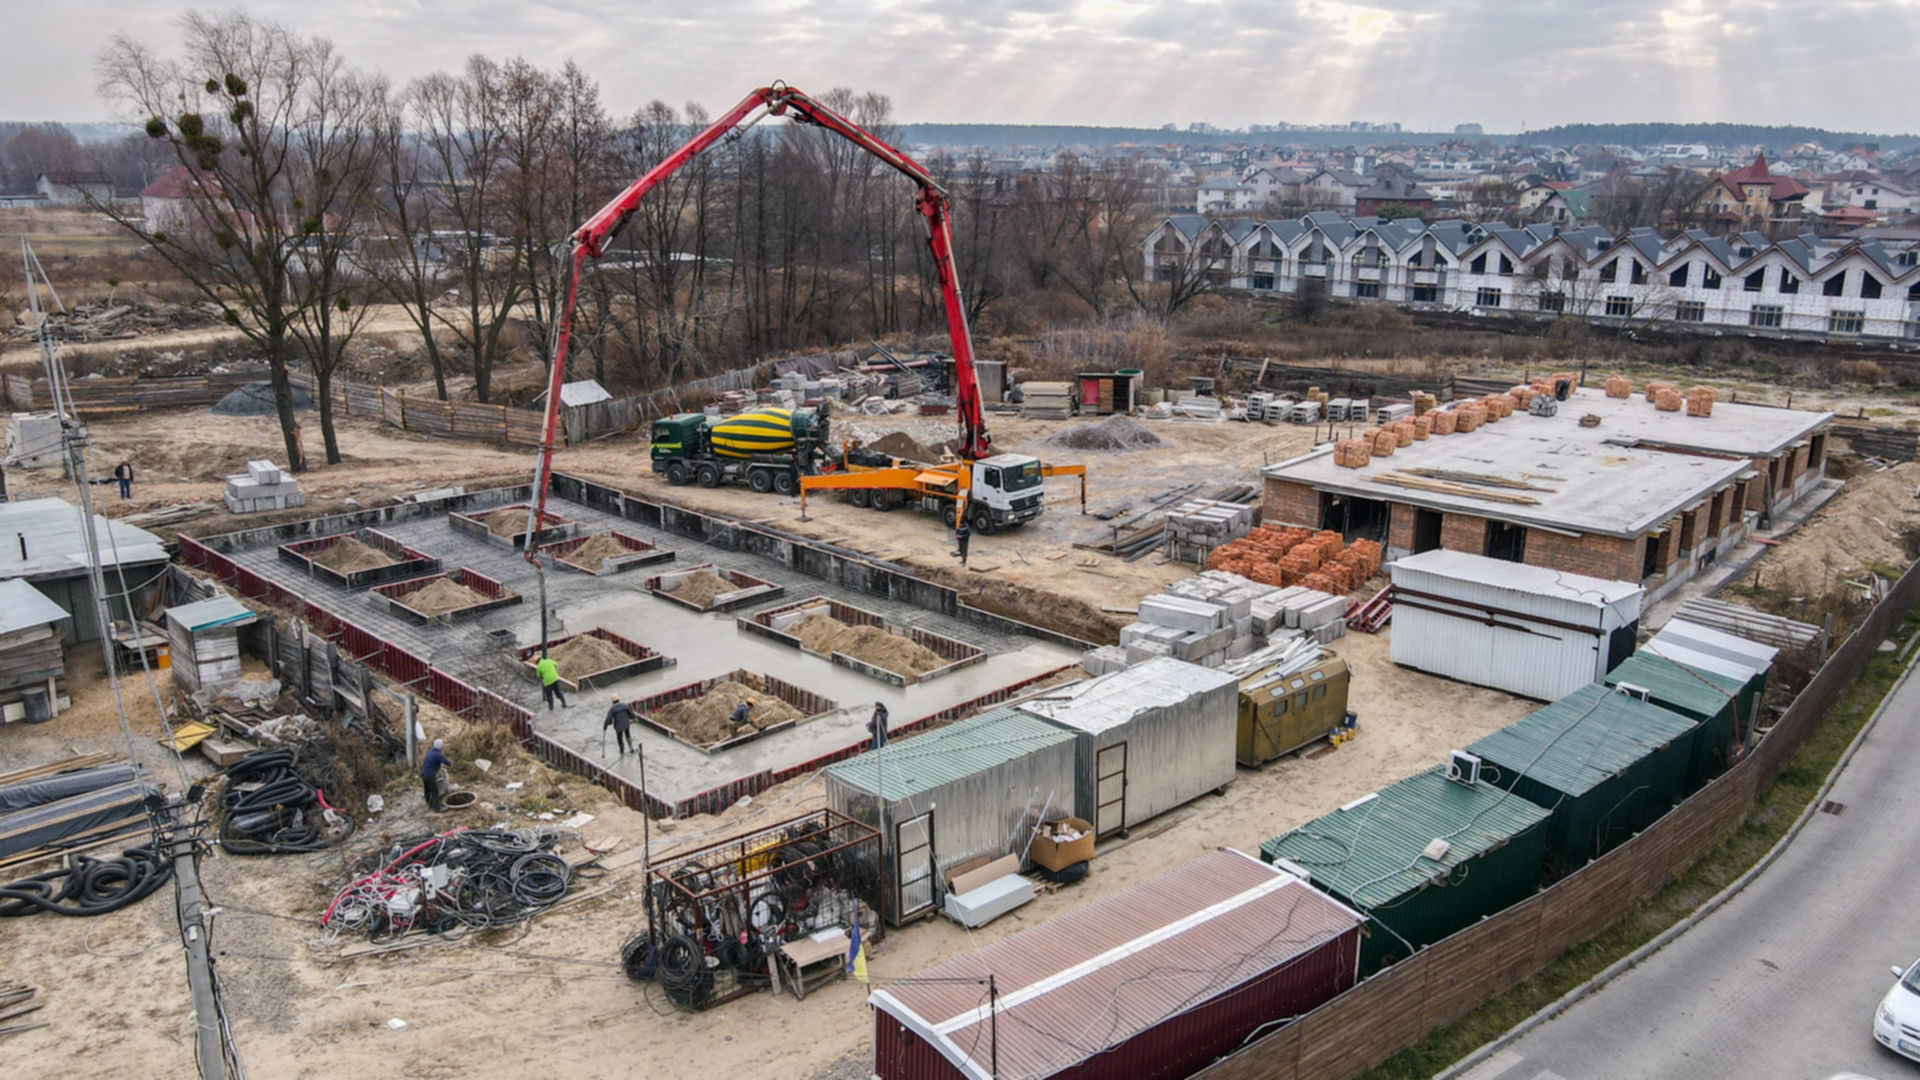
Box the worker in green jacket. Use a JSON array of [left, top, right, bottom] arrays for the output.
[[536, 655, 568, 711]]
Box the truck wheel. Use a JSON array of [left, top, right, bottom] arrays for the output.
[[748, 469, 773, 494], [848, 488, 871, 508], [969, 506, 996, 535], [665, 461, 691, 486], [695, 463, 721, 488], [941, 504, 956, 530], [774, 472, 797, 496], [872, 491, 894, 512]]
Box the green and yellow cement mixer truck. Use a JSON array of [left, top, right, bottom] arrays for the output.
[[650, 404, 832, 494]]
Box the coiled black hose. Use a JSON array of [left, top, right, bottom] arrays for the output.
[[219, 747, 354, 855], [0, 842, 174, 917]]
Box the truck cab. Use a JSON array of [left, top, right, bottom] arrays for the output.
[[968, 454, 1046, 531]]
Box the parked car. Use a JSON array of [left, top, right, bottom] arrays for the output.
[[1872, 957, 1920, 1062]]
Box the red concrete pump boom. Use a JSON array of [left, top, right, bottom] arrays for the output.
[[523, 82, 988, 551]]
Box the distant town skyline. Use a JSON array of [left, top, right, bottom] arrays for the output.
[[8, 1, 1918, 133]]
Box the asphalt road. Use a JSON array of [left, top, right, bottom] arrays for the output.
[[1461, 656, 1920, 1080]]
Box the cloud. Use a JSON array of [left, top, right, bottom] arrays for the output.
[[5, 0, 1917, 132]]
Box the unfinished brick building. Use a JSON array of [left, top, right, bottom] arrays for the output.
[[1261, 388, 1831, 603]]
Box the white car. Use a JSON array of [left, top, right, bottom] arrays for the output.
[[1873, 957, 1920, 1062]]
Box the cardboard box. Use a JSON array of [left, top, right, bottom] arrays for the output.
[[1029, 817, 1095, 873]]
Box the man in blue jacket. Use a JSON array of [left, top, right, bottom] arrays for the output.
[[421, 738, 451, 812]]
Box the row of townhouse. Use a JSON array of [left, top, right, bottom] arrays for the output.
[[1145, 212, 1920, 342]]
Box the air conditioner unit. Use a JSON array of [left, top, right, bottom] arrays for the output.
[[1615, 682, 1651, 702], [1446, 749, 1482, 786]]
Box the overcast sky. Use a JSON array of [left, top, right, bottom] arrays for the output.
[[9, 0, 1918, 133]]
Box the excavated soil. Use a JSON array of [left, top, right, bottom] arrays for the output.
[[562, 531, 632, 570], [865, 431, 944, 464], [791, 613, 946, 681], [669, 570, 734, 607], [1043, 414, 1164, 452], [399, 577, 488, 615], [548, 633, 633, 680], [309, 536, 396, 574], [1752, 459, 1920, 592], [650, 679, 803, 746], [479, 508, 533, 536]]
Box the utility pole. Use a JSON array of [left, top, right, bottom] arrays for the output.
[[171, 823, 226, 1080]]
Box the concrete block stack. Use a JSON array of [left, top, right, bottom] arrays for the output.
[[1165, 498, 1253, 561], [223, 460, 305, 514], [1111, 569, 1353, 672], [1081, 644, 1130, 676]]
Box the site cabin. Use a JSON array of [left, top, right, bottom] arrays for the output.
[[800, 452, 1085, 534], [1235, 654, 1352, 767]]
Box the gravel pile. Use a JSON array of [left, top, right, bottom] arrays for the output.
[[210, 381, 313, 416], [1043, 414, 1164, 452]]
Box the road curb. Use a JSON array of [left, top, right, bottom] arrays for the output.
[[1432, 647, 1920, 1080]]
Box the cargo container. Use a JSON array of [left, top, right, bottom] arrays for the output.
[[1236, 654, 1352, 766], [822, 707, 1076, 926], [1261, 765, 1552, 975], [1606, 650, 1746, 790], [1017, 657, 1239, 839], [1388, 549, 1643, 701], [869, 849, 1363, 1080], [1467, 683, 1696, 871]]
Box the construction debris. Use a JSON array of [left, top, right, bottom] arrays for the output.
[[210, 381, 313, 417]]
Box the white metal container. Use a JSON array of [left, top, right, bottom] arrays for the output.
[[1388, 549, 1643, 701]]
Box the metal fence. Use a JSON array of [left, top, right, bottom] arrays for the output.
[[1192, 555, 1920, 1080]]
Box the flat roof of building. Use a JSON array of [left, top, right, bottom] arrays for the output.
[[1261, 390, 1829, 538]]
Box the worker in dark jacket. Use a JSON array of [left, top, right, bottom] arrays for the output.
[[728, 699, 751, 730], [113, 461, 135, 500], [421, 738, 451, 812], [867, 702, 889, 750], [952, 510, 970, 565], [604, 695, 635, 756]]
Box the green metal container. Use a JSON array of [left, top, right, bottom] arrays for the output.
[[1467, 683, 1697, 874], [1260, 766, 1551, 975], [1606, 651, 1747, 791]]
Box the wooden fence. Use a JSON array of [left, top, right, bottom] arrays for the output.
[[3, 371, 262, 414], [1193, 555, 1920, 1080]]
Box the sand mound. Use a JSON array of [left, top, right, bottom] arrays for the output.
[[1044, 415, 1163, 452], [548, 633, 632, 680], [399, 577, 487, 615], [650, 678, 803, 745], [561, 532, 631, 570], [311, 536, 396, 574], [792, 613, 946, 681], [866, 431, 943, 464], [1753, 459, 1920, 593], [479, 508, 532, 537], [669, 570, 733, 607]]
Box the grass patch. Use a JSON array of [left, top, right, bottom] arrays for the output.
[[1358, 609, 1920, 1080]]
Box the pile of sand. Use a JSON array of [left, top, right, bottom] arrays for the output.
[[651, 678, 803, 745], [548, 633, 632, 680], [1753, 459, 1920, 593], [791, 613, 946, 681], [310, 536, 396, 574], [399, 577, 488, 615], [866, 431, 943, 464], [1044, 415, 1163, 452], [479, 508, 532, 537], [669, 570, 734, 607], [562, 532, 631, 570]]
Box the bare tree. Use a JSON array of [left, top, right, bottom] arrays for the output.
[[96, 11, 349, 471]]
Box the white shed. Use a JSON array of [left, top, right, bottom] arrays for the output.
[[1388, 549, 1643, 701], [1017, 656, 1239, 839]]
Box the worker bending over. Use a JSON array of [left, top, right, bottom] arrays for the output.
[[536, 654, 567, 711], [421, 738, 451, 812]]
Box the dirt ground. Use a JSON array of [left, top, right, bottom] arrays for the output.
[[1746, 458, 1920, 594]]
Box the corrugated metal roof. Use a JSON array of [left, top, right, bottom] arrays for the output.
[[869, 850, 1360, 1080], [821, 707, 1074, 802], [0, 497, 167, 579], [1016, 656, 1237, 736], [1466, 683, 1696, 798], [1261, 766, 1551, 909], [1651, 618, 1777, 677], [1606, 651, 1742, 720], [165, 596, 257, 632], [1392, 550, 1642, 607], [0, 578, 69, 633], [558, 379, 612, 407]]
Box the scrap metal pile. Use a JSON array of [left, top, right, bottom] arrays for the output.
[[624, 810, 880, 1012], [320, 827, 578, 943]]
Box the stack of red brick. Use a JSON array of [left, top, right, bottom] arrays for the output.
[[1206, 528, 1383, 593]]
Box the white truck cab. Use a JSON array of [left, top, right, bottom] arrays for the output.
[[967, 454, 1046, 531]]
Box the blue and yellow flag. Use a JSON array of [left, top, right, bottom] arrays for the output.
[[846, 921, 868, 983]]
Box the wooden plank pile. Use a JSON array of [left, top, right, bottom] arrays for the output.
[[1019, 381, 1075, 420], [1079, 482, 1257, 562], [0, 984, 44, 1042]]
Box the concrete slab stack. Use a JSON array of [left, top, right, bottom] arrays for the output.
[[1163, 498, 1254, 563], [1114, 570, 1349, 670], [223, 460, 305, 514]]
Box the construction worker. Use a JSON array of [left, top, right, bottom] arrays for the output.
[[536, 654, 567, 711], [421, 738, 451, 812], [867, 701, 889, 750], [952, 510, 971, 565], [113, 461, 134, 499], [604, 694, 635, 756], [728, 699, 751, 730]]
